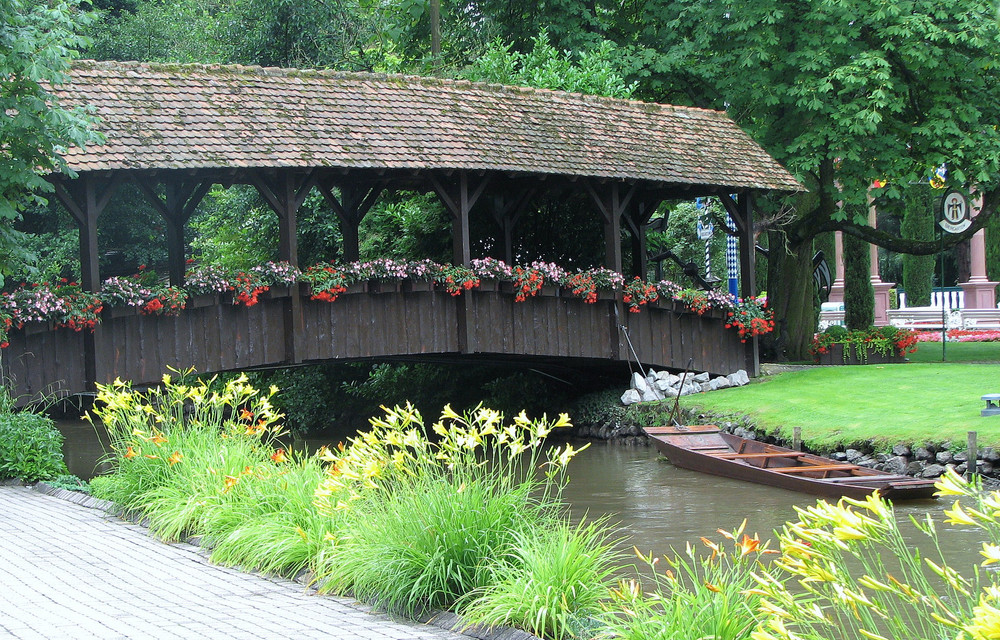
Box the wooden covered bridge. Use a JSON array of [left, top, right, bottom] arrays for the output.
[[2, 60, 801, 401]]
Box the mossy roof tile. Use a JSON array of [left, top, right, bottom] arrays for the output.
[[54, 60, 802, 191]]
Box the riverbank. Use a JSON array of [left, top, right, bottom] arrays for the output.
[[565, 359, 1000, 485]]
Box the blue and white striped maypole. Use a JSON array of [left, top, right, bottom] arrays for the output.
[[726, 209, 739, 298]]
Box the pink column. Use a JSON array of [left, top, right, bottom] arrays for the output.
[[828, 231, 845, 303], [867, 194, 894, 325], [959, 194, 998, 309]]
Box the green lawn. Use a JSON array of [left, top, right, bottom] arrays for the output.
[[907, 340, 1000, 364], [680, 359, 1000, 451]]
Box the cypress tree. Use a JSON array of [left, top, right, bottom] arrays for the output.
[[843, 231, 874, 329], [900, 184, 935, 307]]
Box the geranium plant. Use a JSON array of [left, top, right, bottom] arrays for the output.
[[809, 325, 919, 362], [301, 263, 353, 302], [470, 257, 513, 281], [726, 295, 774, 342], [623, 277, 659, 312], [436, 264, 479, 296], [563, 267, 624, 304], [674, 288, 711, 315]]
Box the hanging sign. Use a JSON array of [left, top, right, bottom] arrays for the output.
[[696, 217, 714, 240], [939, 190, 971, 234]]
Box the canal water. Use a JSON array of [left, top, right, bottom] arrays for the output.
[[61, 421, 987, 567]]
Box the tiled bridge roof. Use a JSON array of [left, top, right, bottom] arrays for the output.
[[55, 60, 802, 192]]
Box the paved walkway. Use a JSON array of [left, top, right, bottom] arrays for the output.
[[0, 487, 468, 640]]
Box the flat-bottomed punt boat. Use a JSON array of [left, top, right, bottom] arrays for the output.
[[645, 425, 938, 500]]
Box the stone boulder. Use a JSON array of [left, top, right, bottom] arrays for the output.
[[621, 389, 641, 406]]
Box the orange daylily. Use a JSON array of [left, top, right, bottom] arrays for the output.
[[124, 446, 138, 459], [223, 475, 239, 492], [271, 448, 288, 463], [738, 534, 761, 556], [151, 432, 168, 445], [167, 451, 183, 466], [239, 408, 254, 421]]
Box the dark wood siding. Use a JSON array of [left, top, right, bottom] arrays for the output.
[[2, 289, 747, 403]]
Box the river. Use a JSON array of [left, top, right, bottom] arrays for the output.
[[60, 421, 987, 567]]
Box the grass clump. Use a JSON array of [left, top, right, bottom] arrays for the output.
[[89, 374, 612, 639], [459, 518, 620, 639], [750, 471, 1000, 640], [312, 403, 589, 618], [601, 522, 773, 640]]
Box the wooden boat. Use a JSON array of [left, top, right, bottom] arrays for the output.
[[645, 425, 938, 501]]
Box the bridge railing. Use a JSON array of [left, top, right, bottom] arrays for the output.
[[1, 285, 746, 403]]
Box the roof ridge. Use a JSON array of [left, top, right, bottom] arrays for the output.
[[71, 59, 726, 118]]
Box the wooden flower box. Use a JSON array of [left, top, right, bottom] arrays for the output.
[[815, 343, 906, 365]]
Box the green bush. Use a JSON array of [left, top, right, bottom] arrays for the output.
[[0, 411, 68, 482], [822, 324, 848, 340]]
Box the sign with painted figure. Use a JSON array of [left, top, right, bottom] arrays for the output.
[[939, 190, 971, 234]]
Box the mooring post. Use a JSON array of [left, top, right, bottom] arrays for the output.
[[968, 431, 978, 481], [793, 426, 802, 452]]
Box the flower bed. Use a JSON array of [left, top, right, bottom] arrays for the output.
[[809, 325, 919, 364], [915, 329, 1000, 342], [0, 258, 773, 346]]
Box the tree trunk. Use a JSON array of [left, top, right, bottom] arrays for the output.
[[765, 231, 816, 361]]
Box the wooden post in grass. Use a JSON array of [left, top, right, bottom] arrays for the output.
[[968, 431, 978, 481], [793, 427, 802, 451]]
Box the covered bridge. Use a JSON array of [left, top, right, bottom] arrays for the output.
[[3, 60, 801, 400]]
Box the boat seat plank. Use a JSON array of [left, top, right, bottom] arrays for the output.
[[712, 452, 805, 460], [824, 475, 913, 483], [645, 425, 720, 435], [771, 464, 859, 474]]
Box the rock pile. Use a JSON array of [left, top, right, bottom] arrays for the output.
[[620, 369, 750, 405], [830, 443, 1000, 480]]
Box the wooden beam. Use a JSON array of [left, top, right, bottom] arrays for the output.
[[430, 171, 492, 266], [134, 176, 213, 286], [318, 180, 387, 263]]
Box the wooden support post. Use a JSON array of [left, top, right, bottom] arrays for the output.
[[793, 426, 802, 451], [52, 173, 123, 390], [430, 171, 492, 354], [430, 171, 491, 267], [318, 180, 386, 263], [134, 177, 212, 286], [251, 169, 318, 365], [586, 181, 639, 274], [968, 431, 978, 481], [490, 186, 535, 264]]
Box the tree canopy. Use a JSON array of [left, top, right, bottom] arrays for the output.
[[0, 0, 101, 284]]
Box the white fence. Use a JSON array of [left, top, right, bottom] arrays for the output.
[[897, 288, 964, 310]]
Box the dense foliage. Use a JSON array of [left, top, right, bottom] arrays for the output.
[[0, 390, 69, 482], [0, 0, 101, 286], [900, 184, 937, 307]]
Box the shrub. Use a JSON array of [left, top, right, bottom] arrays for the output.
[[0, 410, 68, 482]]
